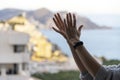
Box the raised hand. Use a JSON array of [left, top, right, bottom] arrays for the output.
[[64, 13, 83, 43], [52, 13, 83, 42], [53, 13, 102, 78]]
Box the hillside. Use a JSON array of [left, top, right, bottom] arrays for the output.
[[0, 8, 111, 29]]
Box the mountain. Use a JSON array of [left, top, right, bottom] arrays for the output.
[[27, 8, 54, 24], [0, 8, 111, 29], [0, 8, 24, 21], [76, 15, 101, 29]]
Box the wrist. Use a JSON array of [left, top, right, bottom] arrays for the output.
[[69, 38, 84, 49], [69, 38, 80, 45], [73, 41, 83, 49]]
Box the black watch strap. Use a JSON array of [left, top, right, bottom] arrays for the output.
[[73, 41, 83, 49]]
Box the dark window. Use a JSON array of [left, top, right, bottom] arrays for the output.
[[6, 64, 18, 75], [13, 45, 25, 53], [13, 64, 18, 74]]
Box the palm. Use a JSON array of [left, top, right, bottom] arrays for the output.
[[52, 13, 83, 41]]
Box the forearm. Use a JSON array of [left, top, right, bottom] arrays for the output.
[[67, 41, 87, 72], [70, 39, 102, 77], [75, 44, 101, 77], [68, 41, 94, 80]]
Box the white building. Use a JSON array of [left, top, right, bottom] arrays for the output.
[[0, 30, 40, 80]]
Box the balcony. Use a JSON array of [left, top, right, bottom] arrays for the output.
[[0, 53, 30, 63]]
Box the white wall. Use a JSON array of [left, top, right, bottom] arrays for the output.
[[0, 53, 29, 63], [0, 31, 13, 53], [0, 31, 29, 54]]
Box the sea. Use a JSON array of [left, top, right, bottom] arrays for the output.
[[41, 28, 120, 60]]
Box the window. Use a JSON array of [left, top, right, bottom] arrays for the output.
[[6, 64, 18, 75], [13, 45, 25, 53]]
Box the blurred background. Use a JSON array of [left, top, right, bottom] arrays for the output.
[[0, 0, 120, 80]]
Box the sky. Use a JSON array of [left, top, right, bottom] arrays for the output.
[[0, 0, 120, 27], [0, 0, 120, 14]]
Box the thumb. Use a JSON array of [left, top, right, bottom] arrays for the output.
[[77, 25, 83, 36], [78, 25, 83, 32], [52, 27, 67, 39], [52, 27, 60, 33]]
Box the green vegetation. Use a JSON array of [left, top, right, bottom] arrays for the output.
[[32, 70, 80, 80], [32, 58, 120, 80], [101, 56, 120, 65], [103, 59, 120, 65]]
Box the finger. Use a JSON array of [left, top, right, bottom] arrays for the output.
[[66, 13, 70, 27], [52, 27, 67, 39], [78, 25, 83, 33], [52, 27, 61, 34], [73, 14, 76, 28], [64, 19, 68, 29], [57, 13, 64, 29], [54, 13, 63, 28], [57, 13, 64, 25], [69, 13, 72, 27], [53, 18, 60, 29], [54, 14, 61, 25]]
